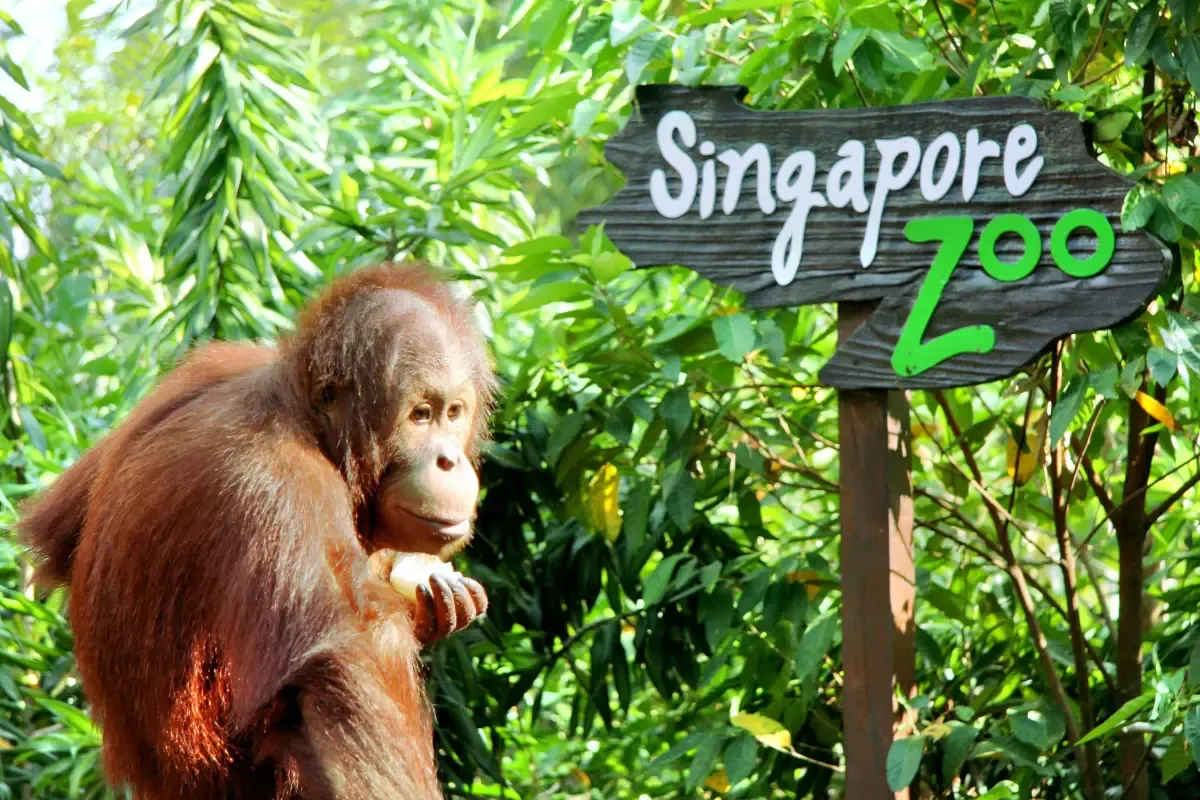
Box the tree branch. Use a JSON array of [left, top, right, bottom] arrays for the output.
[[930, 0, 969, 66], [1072, 0, 1114, 83], [1145, 467, 1200, 527]]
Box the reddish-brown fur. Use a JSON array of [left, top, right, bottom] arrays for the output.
[[19, 263, 495, 799]]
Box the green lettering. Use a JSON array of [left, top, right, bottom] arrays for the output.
[[979, 214, 1041, 282], [892, 216, 997, 378], [1052, 208, 1114, 278]]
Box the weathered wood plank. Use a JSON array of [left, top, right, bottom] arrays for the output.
[[837, 302, 899, 798], [577, 84, 1170, 389]]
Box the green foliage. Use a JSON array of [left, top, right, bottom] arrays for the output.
[[0, 0, 1199, 798]]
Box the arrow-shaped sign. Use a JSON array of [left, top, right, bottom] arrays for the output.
[[578, 84, 1170, 390]]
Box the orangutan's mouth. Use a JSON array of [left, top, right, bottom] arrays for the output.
[[391, 504, 472, 542]]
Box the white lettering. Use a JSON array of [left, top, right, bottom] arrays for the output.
[[645, 116, 1045, 282], [649, 111, 698, 218], [1004, 123, 1042, 197], [919, 131, 960, 202], [826, 140, 869, 212], [772, 151, 828, 286], [699, 140, 716, 219], [718, 144, 776, 215], [962, 128, 1000, 202], [862, 137, 920, 267]]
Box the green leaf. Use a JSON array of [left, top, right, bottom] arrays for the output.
[[1148, 346, 1178, 386], [1120, 355, 1145, 398], [886, 735, 924, 792], [649, 731, 706, 769], [0, 279, 12, 374], [1076, 693, 1154, 745], [37, 698, 99, 738], [507, 281, 588, 313], [1150, 203, 1182, 242], [0, 53, 28, 90], [609, 0, 650, 46], [1122, 183, 1160, 232], [644, 553, 687, 606], [686, 732, 725, 791], [571, 98, 604, 138], [589, 250, 633, 283], [713, 312, 755, 362], [723, 734, 757, 785], [0, 130, 66, 180], [18, 407, 46, 454], [339, 171, 359, 208], [867, 30, 932, 71], [509, 90, 582, 138], [1049, 375, 1086, 444], [1124, 1, 1161, 67], [666, 470, 695, 529], [1049, 0, 1078, 56], [1010, 710, 1063, 751], [545, 412, 586, 466], [684, 0, 794, 24], [623, 478, 653, 552], [1163, 174, 1200, 230], [832, 25, 868, 75], [1088, 362, 1120, 399], [795, 609, 837, 681], [1163, 733, 1192, 782], [1172, 0, 1200, 27], [4, 200, 54, 261], [659, 388, 692, 436], [1187, 706, 1200, 768], [701, 585, 734, 648], [1188, 633, 1200, 689], [0, 10, 24, 33], [504, 235, 572, 258], [1182, 36, 1200, 96], [1093, 110, 1134, 143], [756, 319, 785, 364], [942, 723, 978, 782], [626, 32, 668, 84]]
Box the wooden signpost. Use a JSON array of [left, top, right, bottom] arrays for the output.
[[579, 84, 1170, 796]]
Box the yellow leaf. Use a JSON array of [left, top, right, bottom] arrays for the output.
[[791, 386, 808, 401], [1005, 437, 1039, 483], [787, 569, 822, 601], [923, 722, 953, 741], [704, 769, 731, 793], [587, 463, 622, 541], [911, 422, 940, 439], [568, 767, 591, 789], [731, 713, 792, 750], [1006, 416, 1046, 484], [1136, 391, 1178, 431]]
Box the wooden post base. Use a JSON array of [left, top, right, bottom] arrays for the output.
[[837, 302, 915, 799]]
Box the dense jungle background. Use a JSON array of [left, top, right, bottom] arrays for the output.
[[2, 0, 1200, 797]]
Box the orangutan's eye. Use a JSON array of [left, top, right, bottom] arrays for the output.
[[447, 402, 465, 421], [410, 404, 433, 424]]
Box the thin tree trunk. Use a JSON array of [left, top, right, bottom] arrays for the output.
[[1115, 62, 1162, 800], [1050, 349, 1103, 800], [1116, 390, 1161, 800]]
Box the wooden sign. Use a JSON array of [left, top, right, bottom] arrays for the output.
[[577, 85, 1171, 390]]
